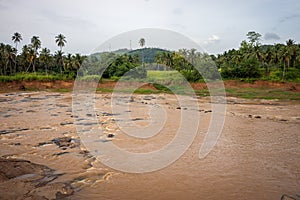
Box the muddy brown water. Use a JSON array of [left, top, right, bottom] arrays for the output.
[[0, 92, 299, 200]]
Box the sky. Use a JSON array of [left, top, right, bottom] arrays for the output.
[[0, 0, 300, 55]]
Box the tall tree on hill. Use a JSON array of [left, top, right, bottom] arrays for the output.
[[139, 38, 145, 64], [246, 31, 262, 47], [139, 38, 145, 48]]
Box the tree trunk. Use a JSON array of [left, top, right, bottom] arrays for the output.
[[282, 62, 286, 81], [33, 59, 36, 73]]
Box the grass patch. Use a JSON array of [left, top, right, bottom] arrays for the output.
[[96, 87, 160, 94], [77, 75, 101, 82], [225, 88, 300, 100], [195, 89, 210, 97], [52, 88, 72, 93], [147, 70, 184, 82], [0, 73, 73, 82], [134, 88, 160, 94], [153, 83, 172, 93], [194, 87, 300, 100]]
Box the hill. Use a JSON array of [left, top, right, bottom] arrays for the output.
[[128, 48, 169, 63], [90, 48, 169, 63]]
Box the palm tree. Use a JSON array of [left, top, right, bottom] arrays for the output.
[[279, 46, 290, 80], [188, 48, 197, 66], [20, 45, 30, 72], [261, 47, 272, 76], [25, 47, 35, 73], [30, 36, 41, 73], [12, 32, 22, 73], [139, 38, 145, 65], [286, 39, 297, 69], [65, 53, 74, 71], [272, 44, 284, 69], [0, 44, 9, 75], [155, 52, 163, 70], [73, 53, 85, 70], [12, 32, 22, 50], [0, 44, 16, 75], [139, 38, 145, 48], [40, 48, 51, 74], [55, 34, 66, 74], [55, 34, 67, 51], [55, 50, 64, 74]]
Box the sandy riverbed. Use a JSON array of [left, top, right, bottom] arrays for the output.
[[0, 92, 299, 200]]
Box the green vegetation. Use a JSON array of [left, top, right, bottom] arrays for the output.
[[225, 88, 300, 100], [96, 87, 160, 94], [129, 48, 168, 63], [147, 70, 184, 82], [215, 32, 300, 82], [0, 73, 73, 82], [193, 88, 300, 100], [1, 31, 300, 87], [52, 88, 72, 93], [0, 32, 86, 77]]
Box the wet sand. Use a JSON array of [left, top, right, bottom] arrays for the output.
[[0, 92, 299, 199]]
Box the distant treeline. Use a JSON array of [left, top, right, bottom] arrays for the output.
[[215, 31, 300, 81], [1, 31, 300, 82], [0, 33, 86, 78], [152, 31, 300, 82]]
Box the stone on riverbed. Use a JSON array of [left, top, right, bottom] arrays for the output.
[[0, 157, 73, 199], [52, 137, 80, 149]]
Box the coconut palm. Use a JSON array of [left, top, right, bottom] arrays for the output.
[[139, 38, 145, 65], [40, 48, 51, 74], [188, 48, 197, 66], [30, 36, 41, 73], [0, 44, 10, 75], [11, 32, 22, 73], [139, 38, 145, 48], [19, 45, 29, 72], [0, 44, 16, 75], [54, 50, 64, 74], [55, 34, 67, 52], [12, 32, 22, 50], [55, 34, 66, 74], [286, 39, 297, 69], [73, 53, 85, 70], [279, 46, 290, 80], [25, 47, 35, 73]]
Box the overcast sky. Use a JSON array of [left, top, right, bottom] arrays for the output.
[[1, 0, 299, 55]]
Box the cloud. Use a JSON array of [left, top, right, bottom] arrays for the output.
[[202, 35, 221, 46], [172, 8, 183, 15], [264, 32, 280, 40], [208, 35, 220, 43], [279, 14, 300, 24]]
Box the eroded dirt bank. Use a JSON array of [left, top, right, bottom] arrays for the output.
[[0, 80, 299, 92]]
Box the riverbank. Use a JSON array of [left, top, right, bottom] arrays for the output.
[[0, 80, 300, 100]]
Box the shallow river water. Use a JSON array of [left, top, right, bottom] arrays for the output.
[[0, 92, 299, 200]]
